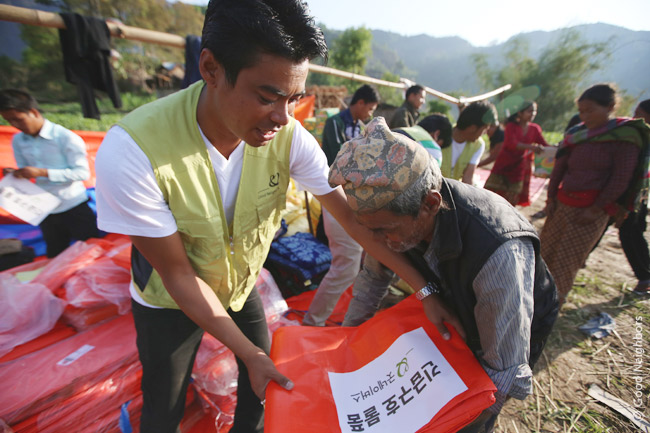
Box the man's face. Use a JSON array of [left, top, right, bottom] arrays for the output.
[[0, 109, 42, 136], [357, 101, 378, 122], [205, 52, 309, 147], [408, 90, 426, 110], [465, 124, 489, 142], [355, 207, 432, 253]]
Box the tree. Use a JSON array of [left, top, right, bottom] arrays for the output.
[[424, 99, 452, 118], [15, 0, 207, 99], [20, 25, 76, 101], [377, 72, 402, 107], [329, 27, 373, 93], [330, 26, 372, 74], [472, 30, 609, 131]]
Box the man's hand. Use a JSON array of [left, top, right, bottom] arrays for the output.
[[421, 295, 466, 341], [12, 166, 48, 179], [2, 168, 15, 176], [243, 349, 294, 401]]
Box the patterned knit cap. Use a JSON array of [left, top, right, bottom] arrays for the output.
[[328, 117, 430, 212]]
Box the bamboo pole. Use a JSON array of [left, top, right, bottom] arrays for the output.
[[0, 3, 511, 105], [0, 3, 185, 48]]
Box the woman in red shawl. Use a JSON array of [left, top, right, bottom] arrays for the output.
[[484, 101, 548, 206], [540, 84, 649, 304]]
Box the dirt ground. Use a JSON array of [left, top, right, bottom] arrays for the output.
[[495, 185, 650, 432]]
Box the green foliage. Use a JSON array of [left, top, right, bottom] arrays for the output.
[[377, 72, 403, 107], [19, 25, 77, 101], [542, 130, 564, 146], [0, 56, 28, 90], [329, 27, 372, 93], [330, 27, 372, 75], [423, 99, 453, 117], [473, 30, 609, 131], [11, 0, 205, 99], [0, 92, 157, 131]]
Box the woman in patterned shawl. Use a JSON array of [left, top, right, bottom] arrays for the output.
[[540, 83, 650, 304]]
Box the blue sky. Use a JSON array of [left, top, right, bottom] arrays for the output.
[[179, 0, 650, 47]]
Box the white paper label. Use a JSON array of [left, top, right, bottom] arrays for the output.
[[0, 175, 61, 225], [328, 327, 467, 433], [57, 344, 95, 366]]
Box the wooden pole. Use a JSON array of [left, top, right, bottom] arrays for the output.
[[0, 3, 511, 105], [0, 3, 185, 48]]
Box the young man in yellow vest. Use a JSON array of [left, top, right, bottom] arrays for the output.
[[441, 101, 497, 184], [95, 1, 460, 432]]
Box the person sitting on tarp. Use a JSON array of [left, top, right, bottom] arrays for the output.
[[94, 2, 457, 432], [0, 89, 98, 258], [329, 117, 559, 433]]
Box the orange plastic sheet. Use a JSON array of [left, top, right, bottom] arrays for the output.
[[293, 94, 315, 124], [0, 314, 138, 426], [266, 296, 496, 433], [285, 285, 353, 325]]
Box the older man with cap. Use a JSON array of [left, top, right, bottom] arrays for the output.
[[331, 117, 559, 432]]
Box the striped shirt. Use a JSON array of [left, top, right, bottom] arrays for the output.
[[423, 237, 535, 414]]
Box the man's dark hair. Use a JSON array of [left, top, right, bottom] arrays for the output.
[[201, 0, 328, 86], [350, 84, 379, 105], [456, 100, 497, 130], [418, 113, 452, 148], [637, 99, 650, 113], [405, 85, 424, 99], [0, 89, 39, 113]]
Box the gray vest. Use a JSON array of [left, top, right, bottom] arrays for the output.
[[408, 179, 558, 366]]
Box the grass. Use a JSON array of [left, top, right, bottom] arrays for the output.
[[0, 92, 156, 132], [497, 275, 650, 433]]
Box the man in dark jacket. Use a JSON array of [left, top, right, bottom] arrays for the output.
[[388, 84, 426, 129], [320, 84, 380, 166], [329, 117, 559, 432]]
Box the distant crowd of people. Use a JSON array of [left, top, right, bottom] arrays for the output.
[[1, 1, 649, 432]]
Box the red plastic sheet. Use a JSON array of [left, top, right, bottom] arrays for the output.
[[0, 321, 76, 363], [266, 296, 496, 433], [32, 241, 105, 293], [0, 274, 66, 358], [0, 314, 138, 426], [64, 257, 131, 313], [9, 361, 141, 433]]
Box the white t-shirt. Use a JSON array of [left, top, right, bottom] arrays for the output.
[[95, 122, 335, 307], [450, 137, 485, 169]]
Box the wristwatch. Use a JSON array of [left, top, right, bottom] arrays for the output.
[[415, 282, 440, 301]]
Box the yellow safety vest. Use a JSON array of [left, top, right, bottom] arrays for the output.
[[441, 138, 483, 180], [118, 81, 294, 311]]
